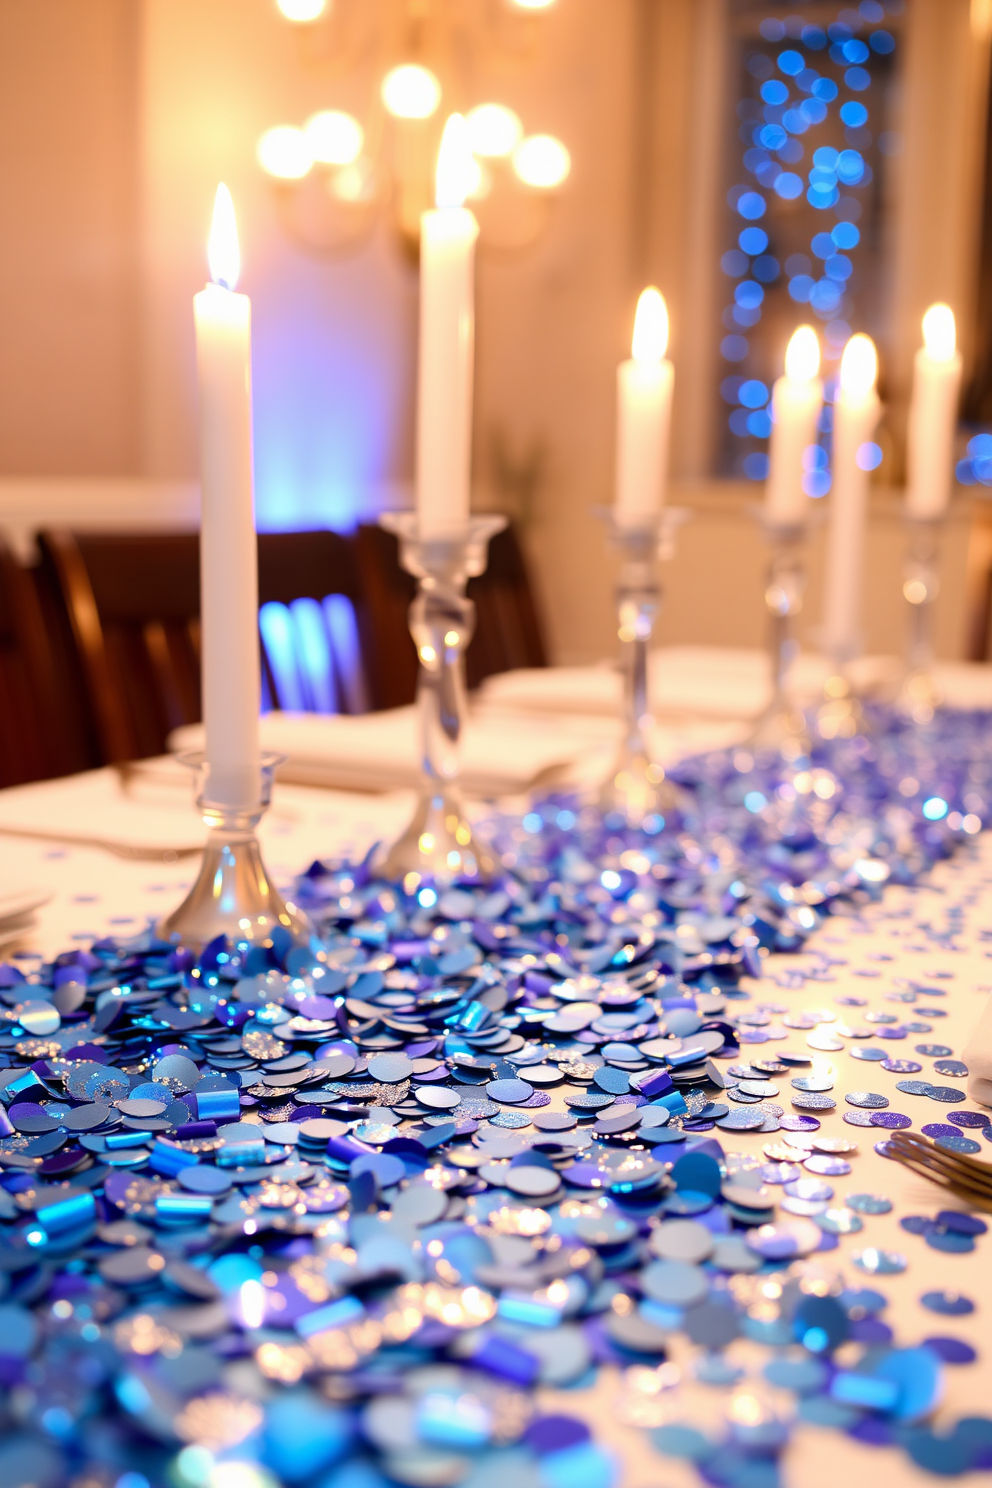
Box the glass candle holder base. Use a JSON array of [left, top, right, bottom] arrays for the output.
[[595, 507, 690, 825], [815, 671, 867, 741], [600, 750, 685, 826], [897, 513, 943, 724], [158, 753, 311, 951], [375, 786, 497, 887], [748, 512, 810, 759], [377, 511, 505, 888], [897, 667, 942, 725]]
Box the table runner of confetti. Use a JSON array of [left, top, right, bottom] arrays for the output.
[[0, 708, 991, 1488]]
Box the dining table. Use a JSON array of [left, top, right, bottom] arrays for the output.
[[0, 657, 990, 1488]]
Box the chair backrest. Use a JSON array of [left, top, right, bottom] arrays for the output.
[[37, 529, 368, 764], [355, 519, 547, 709], [0, 535, 74, 787]]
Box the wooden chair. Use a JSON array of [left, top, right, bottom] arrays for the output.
[[36, 529, 366, 765], [354, 519, 548, 710], [0, 536, 79, 786]]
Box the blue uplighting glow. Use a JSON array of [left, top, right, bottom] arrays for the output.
[[249, 238, 414, 533]]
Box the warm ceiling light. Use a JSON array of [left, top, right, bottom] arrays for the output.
[[839, 332, 878, 398], [275, 0, 327, 20], [381, 64, 442, 120], [465, 103, 523, 158], [305, 110, 364, 166], [785, 324, 821, 381], [631, 287, 669, 362], [922, 302, 956, 362], [208, 183, 240, 290], [512, 134, 570, 188], [257, 125, 312, 180], [509, 0, 558, 9], [435, 114, 474, 209]]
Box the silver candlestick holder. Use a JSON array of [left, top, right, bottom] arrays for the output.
[[598, 508, 688, 824], [749, 512, 810, 758], [898, 513, 944, 723], [159, 752, 311, 951], [375, 511, 506, 887]]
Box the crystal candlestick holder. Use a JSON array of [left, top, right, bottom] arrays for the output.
[[749, 513, 810, 758], [159, 752, 311, 951], [898, 513, 944, 723], [376, 511, 506, 886], [598, 508, 688, 824]]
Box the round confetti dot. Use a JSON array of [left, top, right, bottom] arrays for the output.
[[923, 1336, 977, 1365], [920, 1291, 975, 1316]]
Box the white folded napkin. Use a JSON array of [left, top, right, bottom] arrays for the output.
[[170, 707, 615, 797], [477, 648, 992, 719]]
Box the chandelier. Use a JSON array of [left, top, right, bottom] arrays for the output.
[[256, 0, 571, 258]]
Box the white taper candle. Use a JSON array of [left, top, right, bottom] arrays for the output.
[[765, 324, 823, 527], [615, 287, 674, 529], [193, 184, 260, 812], [416, 115, 479, 539], [822, 333, 881, 664], [906, 303, 962, 518]]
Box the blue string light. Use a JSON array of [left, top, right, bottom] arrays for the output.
[[720, 3, 901, 481]]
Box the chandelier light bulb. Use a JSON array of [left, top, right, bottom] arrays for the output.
[[839, 332, 878, 398], [275, 0, 327, 20], [381, 64, 442, 120], [512, 134, 571, 189], [257, 125, 313, 180], [435, 114, 474, 209], [465, 103, 523, 158], [785, 324, 821, 382], [207, 183, 240, 290], [305, 110, 364, 166], [922, 302, 956, 362], [631, 287, 669, 363]]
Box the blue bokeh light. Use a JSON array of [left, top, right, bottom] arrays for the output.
[[856, 442, 883, 472], [778, 49, 806, 76], [739, 379, 770, 408], [753, 254, 780, 282], [774, 172, 804, 199], [735, 280, 765, 308], [837, 149, 865, 184], [761, 79, 789, 105], [737, 191, 767, 219], [739, 226, 769, 254], [743, 452, 770, 480], [802, 25, 827, 49], [812, 77, 839, 101], [788, 274, 814, 303], [722, 249, 749, 276], [812, 231, 836, 258], [845, 65, 871, 90], [831, 221, 860, 249], [840, 101, 869, 127], [721, 335, 749, 361], [871, 30, 895, 54]]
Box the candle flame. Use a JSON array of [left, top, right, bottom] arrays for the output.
[[784, 324, 820, 382], [839, 332, 878, 398], [435, 114, 474, 209], [208, 183, 240, 291], [631, 288, 669, 363], [922, 302, 956, 362]]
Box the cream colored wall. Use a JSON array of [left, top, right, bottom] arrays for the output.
[[0, 0, 989, 670], [0, 0, 139, 475]]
